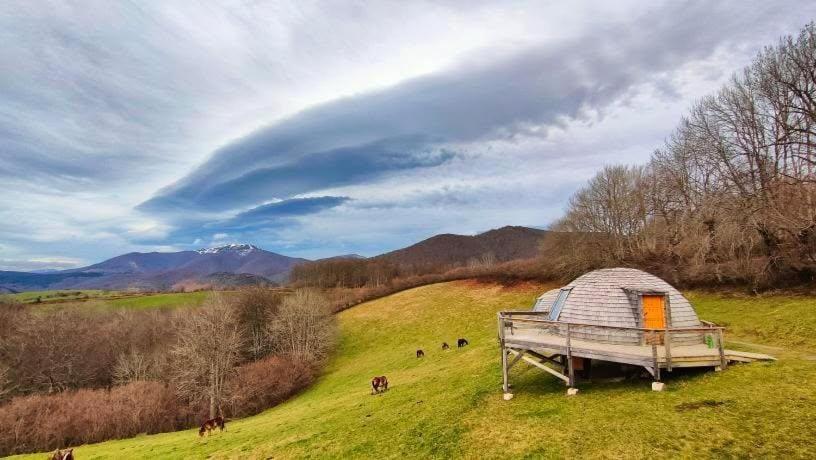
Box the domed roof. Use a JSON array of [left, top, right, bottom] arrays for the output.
[[533, 268, 701, 344]]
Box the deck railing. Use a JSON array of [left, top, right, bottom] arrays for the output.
[[498, 310, 727, 379]]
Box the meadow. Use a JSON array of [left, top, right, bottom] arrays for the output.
[[3, 290, 211, 312], [12, 281, 816, 459]]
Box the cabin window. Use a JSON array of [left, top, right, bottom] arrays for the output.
[[549, 288, 571, 320]]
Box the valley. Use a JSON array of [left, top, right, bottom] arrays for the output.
[[12, 281, 815, 459]]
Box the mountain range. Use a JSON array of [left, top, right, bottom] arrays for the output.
[[0, 226, 547, 292]]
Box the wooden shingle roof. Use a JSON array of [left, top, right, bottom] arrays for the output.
[[531, 268, 701, 345]]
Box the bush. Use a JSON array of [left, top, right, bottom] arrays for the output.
[[0, 381, 196, 456], [228, 356, 315, 418]]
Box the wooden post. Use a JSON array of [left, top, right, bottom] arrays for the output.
[[566, 323, 575, 387], [499, 314, 509, 393], [717, 328, 727, 370], [651, 343, 661, 382]]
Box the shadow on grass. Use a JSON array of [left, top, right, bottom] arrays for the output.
[[508, 360, 721, 395]]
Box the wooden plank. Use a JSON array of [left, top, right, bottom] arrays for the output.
[[508, 349, 570, 383], [725, 350, 777, 361]]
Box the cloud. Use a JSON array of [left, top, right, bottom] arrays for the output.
[[203, 196, 351, 232], [148, 196, 350, 245], [139, 138, 448, 213], [0, 257, 85, 272], [3, 0, 815, 263], [139, 0, 810, 219]]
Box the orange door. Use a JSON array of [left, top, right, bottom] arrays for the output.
[[642, 295, 666, 329]]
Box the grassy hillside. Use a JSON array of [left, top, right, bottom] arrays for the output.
[[14, 281, 816, 459]]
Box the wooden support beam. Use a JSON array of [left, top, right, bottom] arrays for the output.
[[499, 314, 509, 393], [507, 349, 526, 370], [508, 349, 570, 384], [664, 294, 673, 372], [651, 343, 661, 382], [717, 328, 727, 370], [526, 350, 562, 367], [566, 323, 575, 387]]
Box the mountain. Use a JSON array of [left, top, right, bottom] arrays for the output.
[[376, 226, 547, 268], [0, 244, 306, 292], [0, 227, 547, 293]]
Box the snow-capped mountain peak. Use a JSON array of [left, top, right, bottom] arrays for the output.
[[196, 243, 259, 256]]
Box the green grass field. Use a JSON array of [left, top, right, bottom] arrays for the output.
[[95, 291, 210, 310], [4, 289, 210, 311], [13, 281, 816, 459], [7, 291, 211, 312]]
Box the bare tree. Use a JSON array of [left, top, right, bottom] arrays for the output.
[[550, 22, 816, 288], [171, 293, 244, 419], [112, 350, 152, 385], [267, 289, 335, 363], [234, 287, 282, 360]]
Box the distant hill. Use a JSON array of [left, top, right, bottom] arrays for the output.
[[377, 226, 547, 269], [0, 228, 547, 293], [316, 254, 367, 262], [0, 244, 305, 292]]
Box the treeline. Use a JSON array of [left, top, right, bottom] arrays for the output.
[[290, 258, 401, 289], [290, 253, 504, 290], [0, 288, 335, 455], [547, 23, 816, 288]]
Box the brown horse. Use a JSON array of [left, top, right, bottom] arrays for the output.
[[199, 416, 226, 436], [371, 376, 389, 394], [457, 338, 469, 348], [50, 449, 73, 460], [442, 342, 450, 350], [416, 349, 424, 358]]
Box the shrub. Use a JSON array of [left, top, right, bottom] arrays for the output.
[[227, 355, 315, 418], [0, 381, 196, 456]]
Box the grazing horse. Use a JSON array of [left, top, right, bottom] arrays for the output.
[[199, 416, 226, 437], [441, 342, 450, 350], [371, 376, 389, 394], [457, 338, 469, 348], [416, 349, 425, 358], [50, 449, 73, 460]]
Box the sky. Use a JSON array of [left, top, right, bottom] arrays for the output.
[[1, 0, 814, 270]]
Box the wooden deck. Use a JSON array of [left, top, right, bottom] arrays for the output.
[[497, 311, 775, 393]]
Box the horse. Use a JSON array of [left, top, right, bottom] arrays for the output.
[[50, 448, 73, 460], [457, 338, 469, 348], [199, 415, 226, 437], [371, 376, 389, 394], [441, 342, 450, 350], [416, 349, 425, 358]]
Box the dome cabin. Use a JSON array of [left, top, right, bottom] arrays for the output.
[[498, 268, 774, 396], [531, 268, 702, 346]]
